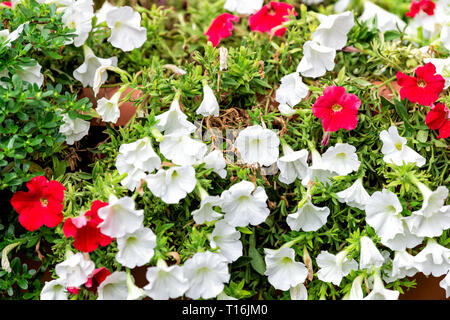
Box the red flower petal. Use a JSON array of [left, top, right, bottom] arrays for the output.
[[1, 2, 12, 7], [249, 1, 297, 37], [438, 120, 450, 139], [85, 267, 111, 293], [205, 13, 240, 47], [406, 0, 435, 18]]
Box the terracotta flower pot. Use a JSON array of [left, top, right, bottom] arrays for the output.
[[399, 274, 449, 300], [372, 80, 402, 101], [79, 86, 144, 127]]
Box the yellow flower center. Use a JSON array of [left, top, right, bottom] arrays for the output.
[[40, 198, 48, 206], [395, 142, 403, 151], [417, 79, 426, 88], [332, 104, 343, 112]]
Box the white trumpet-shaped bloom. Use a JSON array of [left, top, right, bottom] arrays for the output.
[[55, 252, 95, 288], [264, 247, 308, 291], [223, 0, 263, 15], [286, 199, 330, 232], [301, 149, 337, 187], [321, 143, 361, 176], [359, 1, 406, 32], [290, 283, 308, 300], [59, 113, 90, 145], [365, 189, 404, 243], [441, 25, 450, 51], [439, 272, 450, 299], [342, 275, 364, 300], [16, 62, 44, 88], [95, 1, 116, 25], [40, 279, 68, 300], [197, 84, 220, 117], [106, 6, 147, 52], [385, 250, 420, 283], [183, 251, 230, 300], [234, 125, 280, 167], [96, 91, 121, 123], [201, 149, 227, 179], [316, 250, 358, 286], [209, 220, 243, 263], [277, 144, 309, 185], [364, 272, 399, 300], [143, 260, 189, 300], [191, 194, 222, 224], [359, 236, 385, 270], [159, 133, 207, 166], [312, 11, 354, 50], [116, 137, 161, 173], [414, 239, 450, 277], [275, 72, 309, 108], [0, 22, 26, 47], [61, 0, 94, 47], [116, 227, 157, 268], [220, 180, 270, 227], [278, 104, 297, 116], [155, 97, 197, 135], [336, 178, 371, 210], [297, 41, 336, 78], [145, 165, 197, 204], [379, 126, 426, 167], [73, 45, 117, 88], [97, 271, 128, 300], [97, 194, 144, 238], [381, 219, 423, 251]]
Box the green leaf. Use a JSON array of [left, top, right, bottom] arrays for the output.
[[248, 247, 266, 276]]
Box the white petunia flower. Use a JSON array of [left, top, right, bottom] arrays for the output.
[[381, 219, 423, 251], [117, 137, 161, 172], [155, 96, 197, 135], [384, 250, 420, 283], [159, 133, 207, 166], [301, 149, 337, 187], [125, 271, 146, 300], [220, 180, 270, 227], [145, 165, 196, 204], [224, 0, 263, 15], [197, 84, 220, 117], [264, 247, 308, 291], [0, 23, 26, 47], [364, 272, 399, 300], [97, 194, 144, 238], [423, 58, 450, 89], [106, 6, 147, 52], [16, 62, 44, 88], [275, 72, 309, 108], [312, 11, 354, 50], [405, 185, 450, 238], [201, 149, 227, 179], [342, 275, 364, 300], [143, 260, 189, 300], [96, 91, 121, 123], [359, 236, 385, 270], [59, 113, 90, 145], [414, 239, 450, 277], [277, 144, 309, 185], [183, 251, 230, 300], [95, 1, 116, 25], [73, 45, 117, 88], [296, 41, 336, 78], [191, 190, 223, 225], [116, 227, 157, 268], [365, 189, 405, 243], [379, 126, 426, 167], [209, 220, 243, 263], [40, 279, 69, 300], [359, 1, 406, 32], [290, 283, 308, 300], [234, 125, 280, 167], [321, 143, 361, 176], [336, 177, 371, 210], [441, 25, 450, 51], [439, 272, 450, 299], [304, 0, 323, 4], [55, 252, 95, 288], [61, 0, 94, 47], [316, 250, 358, 286], [97, 271, 128, 300], [278, 104, 297, 116], [334, 0, 350, 13], [286, 199, 330, 232]]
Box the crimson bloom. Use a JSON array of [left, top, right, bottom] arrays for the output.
[[85, 267, 111, 293], [205, 13, 240, 47], [426, 103, 450, 139], [248, 1, 297, 37], [63, 200, 113, 252], [1, 2, 12, 7], [396, 63, 445, 106], [10, 176, 65, 231], [312, 86, 361, 132], [406, 0, 435, 18]]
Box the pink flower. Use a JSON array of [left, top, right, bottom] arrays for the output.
[[10, 176, 65, 231], [63, 201, 113, 253], [312, 86, 361, 132], [426, 103, 450, 139], [397, 63, 445, 106], [1, 2, 12, 7], [205, 13, 240, 47], [406, 0, 435, 18], [248, 1, 297, 37]]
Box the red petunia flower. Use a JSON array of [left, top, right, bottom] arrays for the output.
[[63, 200, 113, 252], [425, 103, 450, 139], [248, 1, 297, 37], [205, 13, 240, 47], [1, 2, 12, 7], [10, 176, 65, 231], [67, 287, 80, 295], [396, 63, 445, 106], [312, 85, 361, 132], [85, 267, 111, 293], [406, 0, 435, 18]]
